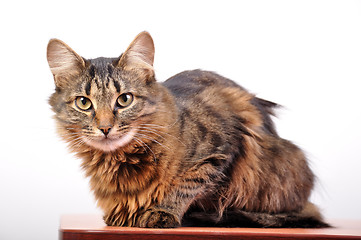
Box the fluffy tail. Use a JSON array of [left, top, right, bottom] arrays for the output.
[[183, 202, 330, 228]]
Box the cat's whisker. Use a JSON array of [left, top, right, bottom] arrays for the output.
[[139, 123, 184, 137], [63, 127, 82, 131], [138, 123, 166, 128], [137, 128, 167, 142], [137, 126, 186, 147], [69, 138, 84, 146], [139, 117, 179, 129], [71, 140, 84, 148], [133, 138, 148, 153], [69, 137, 86, 149], [139, 122, 177, 129], [67, 134, 84, 142], [134, 133, 170, 151], [118, 125, 131, 131], [116, 125, 131, 134], [59, 134, 83, 141], [163, 117, 180, 129], [133, 136, 157, 161], [59, 131, 81, 136], [71, 142, 85, 150]]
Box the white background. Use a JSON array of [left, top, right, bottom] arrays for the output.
[[1, 1, 360, 239]]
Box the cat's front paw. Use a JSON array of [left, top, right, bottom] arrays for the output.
[[137, 209, 180, 228], [103, 213, 123, 226]]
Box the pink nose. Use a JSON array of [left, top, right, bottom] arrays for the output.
[[99, 126, 112, 136]]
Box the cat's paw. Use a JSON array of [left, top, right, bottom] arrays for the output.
[[103, 213, 121, 226], [137, 209, 180, 228], [103, 211, 128, 227]]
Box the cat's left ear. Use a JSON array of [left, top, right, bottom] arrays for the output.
[[116, 31, 155, 80]]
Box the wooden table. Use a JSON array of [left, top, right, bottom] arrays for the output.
[[60, 214, 361, 240]]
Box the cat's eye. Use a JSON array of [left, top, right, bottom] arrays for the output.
[[75, 97, 92, 111], [117, 93, 134, 108]]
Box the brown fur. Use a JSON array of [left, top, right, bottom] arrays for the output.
[[47, 32, 328, 228]]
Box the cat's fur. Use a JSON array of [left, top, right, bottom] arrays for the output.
[[47, 32, 328, 228]]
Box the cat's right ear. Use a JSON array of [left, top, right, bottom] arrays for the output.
[[47, 39, 86, 88]]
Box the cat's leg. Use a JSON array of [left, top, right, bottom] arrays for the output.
[[221, 202, 330, 228], [135, 182, 205, 228], [137, 189, 210, 228], [136, 201, 184, 228], [136, 154, 228, 228], [183, 202, 330, 228]]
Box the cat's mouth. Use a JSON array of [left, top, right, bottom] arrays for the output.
[[82, 128, 138, 152]]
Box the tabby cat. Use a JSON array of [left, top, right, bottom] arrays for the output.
[[47, 32, 328, 228]]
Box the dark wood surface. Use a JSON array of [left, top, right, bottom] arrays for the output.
[[60, 214, 361, 240]]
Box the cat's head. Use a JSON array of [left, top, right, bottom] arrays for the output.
[[47, 32, 170, 153]]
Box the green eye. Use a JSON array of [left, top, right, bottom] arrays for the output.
[[75, 97, 92, 111], [117, 93, 134, 108]]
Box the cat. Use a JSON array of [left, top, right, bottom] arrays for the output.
[[47, 31, 329, 228]]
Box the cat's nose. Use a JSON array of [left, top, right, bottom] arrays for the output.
[[99, 126, 112, 136]]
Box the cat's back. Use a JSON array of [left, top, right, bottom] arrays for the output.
[[162, 69, 243, 100], [162, 70, 278, 150]]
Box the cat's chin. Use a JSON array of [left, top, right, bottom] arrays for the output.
[[82, 128, 137, 152]]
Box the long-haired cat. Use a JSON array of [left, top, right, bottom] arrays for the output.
[[47, 32, 328, 228]]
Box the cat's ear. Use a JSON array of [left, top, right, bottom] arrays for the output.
[[116, 31, 155, 80], [47, 39, 86, 88]]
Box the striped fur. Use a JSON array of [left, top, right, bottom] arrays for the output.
[[47, 32, 328, 228]]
